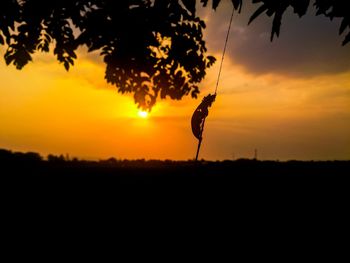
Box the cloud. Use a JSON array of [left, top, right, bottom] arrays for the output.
[[200, 1, 350, 77]]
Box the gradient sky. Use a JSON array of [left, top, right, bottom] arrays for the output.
[[1, 1, 349, 160]]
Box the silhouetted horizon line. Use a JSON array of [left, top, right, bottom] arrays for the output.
[[1, 148, 349, 163]]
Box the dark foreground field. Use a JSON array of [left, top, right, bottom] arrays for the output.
[[1, 148, 349, 195], [2, 148, 349, 244]]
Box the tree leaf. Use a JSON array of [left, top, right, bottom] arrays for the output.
[[342, 32, 350, 46], [339, 18, 348, 35], [64, 61, 70, 71], [231, 0, 242, 12], [212, 0, 220, 10], [248, 4, 268, 25], [182, 0, 196, 14]]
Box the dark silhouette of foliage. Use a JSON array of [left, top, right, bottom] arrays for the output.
[[0, 0, 349, 110], [0, 0, 216, 110], [248, 0, 350, 45], [47, 154, 66, 163]]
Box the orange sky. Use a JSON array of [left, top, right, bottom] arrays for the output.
[[1, 3, 349, 160]]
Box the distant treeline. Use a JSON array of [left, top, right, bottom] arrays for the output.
[[1, 148, 349, 173]]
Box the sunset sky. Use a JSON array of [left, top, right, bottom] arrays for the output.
[[1, 1, 349, 161]]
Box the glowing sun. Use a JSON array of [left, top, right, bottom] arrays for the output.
[[138, 110, 149, 118]]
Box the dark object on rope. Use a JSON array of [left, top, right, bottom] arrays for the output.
[[191, 93, 216, 160], [191, 6, 235, 161]]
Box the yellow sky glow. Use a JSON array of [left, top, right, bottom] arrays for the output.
[[0, 44, 349, 160]]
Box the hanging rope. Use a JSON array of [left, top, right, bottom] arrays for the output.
[[191, 6, 235, 161], [215, 6, 235, 95]]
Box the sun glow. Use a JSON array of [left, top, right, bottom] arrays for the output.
[[138, 110, 149, 118]]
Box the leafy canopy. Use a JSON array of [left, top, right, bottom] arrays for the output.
[[1, 0, 349, 110]]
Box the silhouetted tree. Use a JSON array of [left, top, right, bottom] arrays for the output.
[[47, 154, 65, 163], [1, 0, 349, 110]]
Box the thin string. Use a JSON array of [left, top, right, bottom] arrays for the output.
[[214, 6, 235, 95]]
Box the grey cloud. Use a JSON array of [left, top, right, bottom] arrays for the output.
[[199, 1, 350, 77]]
